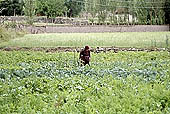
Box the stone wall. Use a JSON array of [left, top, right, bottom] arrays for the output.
[[0, 16, 89, 25], [0, 16, 169, 33]]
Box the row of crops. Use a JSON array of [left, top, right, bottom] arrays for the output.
[[0, 51, 170, 113]]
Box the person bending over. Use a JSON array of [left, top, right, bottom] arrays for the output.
[[79, 46, 90, 66]]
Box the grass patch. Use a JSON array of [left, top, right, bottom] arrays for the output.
[[0, 26, 25, 45], [0, 27, 12, 42], [0, 32, 170, 48]]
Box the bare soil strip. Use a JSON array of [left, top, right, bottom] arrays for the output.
[[0, 47, 169, 53], [27, 25, 170, 33]]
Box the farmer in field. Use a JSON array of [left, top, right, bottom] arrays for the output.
[[79, 46, 91, 66]]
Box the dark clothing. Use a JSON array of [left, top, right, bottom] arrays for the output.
[[80, 50, 90, 66]]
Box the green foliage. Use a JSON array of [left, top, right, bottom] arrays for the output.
[[23, 0, 36, 25], [23, 0, 35, 17], [97, 0, 108, 24], [0, 0, 24, 16], [35, 0, 48, 16], [0, 0, 169, 25], [35, 0, 83, 18], [0, 26, 11, 42], [134, 0, 166, 25], [85, 0, 98, 19], [164, 0, 170, 24], [65, 0, 84, 17], [0, 51, 170, 113], [35, 0, 67, 18], [0, 26, 25, 43], [84, 0, 168, 25]]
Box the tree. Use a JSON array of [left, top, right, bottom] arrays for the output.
[[131, 0, 166, 25], [35, 0, 67, 18], [164, 0, 170, 24], [65, 0, 84, 17], [84, 0, 98, 24], [35, 0, 48, 16], [46, 0, 67, 18], [0, 0, 24, 16], [23, 0, 36, 24], [23, 0, 35, 17]]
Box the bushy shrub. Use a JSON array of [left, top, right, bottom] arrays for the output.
[[0, 26, 11, 42], [0, 26, 25, 42]]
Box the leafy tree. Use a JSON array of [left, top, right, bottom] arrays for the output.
[[0, 0, 24, 16], [46, 0, 67, 18], [85, 0, 98, 24], [23, 0, 36, 24], [35, 0, 48, 16], [65, 0, 84, 17], [133, 0, 166, 25], [23, 0, 35, 17], [35, 0, 67, 18], [164, 0, 170, 24]]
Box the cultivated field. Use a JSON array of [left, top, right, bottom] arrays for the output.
[[0, 32, 170, 48], [0, 30, 170, 113], [0, 0, 170, 113], [0, 51, 170, 113]]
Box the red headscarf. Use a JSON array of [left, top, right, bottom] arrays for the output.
[[85, 46, 89, 50]]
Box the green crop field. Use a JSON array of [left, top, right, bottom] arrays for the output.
[[0, 0, 170, 113], [0, 51, 170, 113], [0, 32, 170, 48]]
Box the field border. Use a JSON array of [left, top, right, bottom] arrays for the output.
[[0, 47, 169, 53]]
